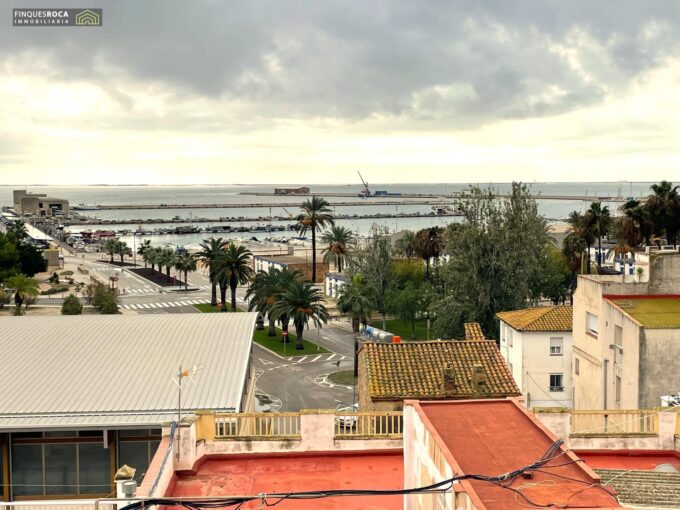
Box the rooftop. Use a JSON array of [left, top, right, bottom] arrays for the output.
[[171, 452, 404, 509], [416, 400, 621, 509], [496, 305, 572, 332], [0, 313, 256, 430], [361, 340, 520, 400], [464, 322, 486, 340], [605, 295, 680, 329]]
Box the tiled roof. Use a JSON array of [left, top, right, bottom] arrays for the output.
[[596, 469, 680, 508], [464, 322, 485, 340], [606, 296, 680, 329], [362, 340, 520, 399], [496, 305, 572, 332]]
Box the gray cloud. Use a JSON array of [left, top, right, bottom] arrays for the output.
[[2, 1, 680, 128]]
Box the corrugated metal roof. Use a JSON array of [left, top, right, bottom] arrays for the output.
[[606, 297, 680, 329], [0, 313, 256, 430]]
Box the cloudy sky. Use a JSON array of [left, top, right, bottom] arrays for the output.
[[2, 1, 680, 185]]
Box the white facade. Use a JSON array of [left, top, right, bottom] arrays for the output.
[[499, 322, 573, 408]]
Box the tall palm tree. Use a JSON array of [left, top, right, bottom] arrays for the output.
[[174, 252, 197, 290], [393, 230, 416, 258], [296, 196, 335, 282], [158, 247, 177, 281], [147, 246, 161, 272], [117, 241, 131, 265], [6, 274, 39, 314], [270, 280, 329, 350], [197, 237, 227, 306], [561, 233, 584, 303], [566, 211, 596, 274], [137, 239, 152, 268], [104, 239, 118, 263], [213, 243, 255, 312], [646, 181, 680, 246], [413, 227, 444, 279], [587, 202, 611, 268], [337, 274, 374, 377], [246, 267, 302, 338], [321, 225, 354, 273]]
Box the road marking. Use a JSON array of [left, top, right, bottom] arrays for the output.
[[128, 304, 138, 309], [258, 358, 274, 365], [297, 356, 308, 362], [327, 354, 337, 360], [311, 355, 323, 362], [161, 303, 170, 308], [148, 303, 158, 308]]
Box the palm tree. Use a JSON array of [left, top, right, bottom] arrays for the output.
[[561, 233, 583, 303], [147, 246, 161, 273], [566, 211, 596, 274], [213, 243, 255, 312], [413, 227, 444, 279], [158, 247, 177, 281], [393, 230, 416, 258], [246, 267, 302, 338], [296, 196, 335, 282], [646, 181, 680, 246], [7, 221, 28, 243], [337, 274, 374, 377], [270, 280, 329, 350], [321, 225, 354, 273], [117, 241, 131, 265], [174, 252, 197, 290], [137, 240, 152, 268], [6, 274, 39, 314], [104, 239, 118, 263], [197, 237, 227, 306], [587, 202, 611, 268]]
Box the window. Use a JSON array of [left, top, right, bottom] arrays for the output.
[[550, 337, 563, 356], [574, 358, 580, 375], [615, 376, 622, 405], [549, 373, 564, 392], [614, 325, 623, 364], [586, 312, 599, 336]]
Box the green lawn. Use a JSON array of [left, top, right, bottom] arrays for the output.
[[253, 327, 329, 357], [193, 303, 242, 313], [327, 370, 356, 386], [377, 318, 431, 341]]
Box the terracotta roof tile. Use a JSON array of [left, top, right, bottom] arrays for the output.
[[464, 322, 486, 340], [496, 305, 572, 332], [606, 296, 680, 329], [362, 340, 520, 399]]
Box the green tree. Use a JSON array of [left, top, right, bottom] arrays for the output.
[[61, 294, 83, 315], [137, 239, 152, 268], [566, 211, 596, 274], [100, 295, 119, 314], [247, 267, 302, 339], [337, 273, 374, 377], [586, 202, 611, 268], [213, 243, 254, 311], [0, 287, 8, 308], [386, 280, 432, 340], [296, 196, 335, 282], [7, 221, 29, 244], [0, 232, 20, 282], [413, 227, 444, 280], [104, 239, 118, 263], [174, 252, 197, 290], [645, 181, 680, 246], [270, 280, 329, 350], [540, 245, 572, 305], [197, 237, 227, 306], [5, 274, 39, 314], [158, 247, 177, 281], [393, 230, 416, 259], [321, 225, 354, 273], [17, 243, 47, 276]]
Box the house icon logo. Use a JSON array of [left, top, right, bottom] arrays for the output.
[[75, 9, 101, 26]]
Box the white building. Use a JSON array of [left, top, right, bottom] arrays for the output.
[[496, 305, 573, 409]]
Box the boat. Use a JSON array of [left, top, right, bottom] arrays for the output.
[[72, 203, 99, 211]]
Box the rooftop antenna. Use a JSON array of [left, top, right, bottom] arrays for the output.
[[172, 363, 202, 460]]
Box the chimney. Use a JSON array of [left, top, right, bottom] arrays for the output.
[[471, 364, 489, 394], [442, 363, 456, 394]]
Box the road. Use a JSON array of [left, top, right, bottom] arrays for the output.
[[51, 254, 358, 411]]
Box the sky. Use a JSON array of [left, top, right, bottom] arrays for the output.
[[1, 1, 680, 185]]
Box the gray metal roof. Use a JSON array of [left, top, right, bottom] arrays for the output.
[[0, 313, 256, 430]]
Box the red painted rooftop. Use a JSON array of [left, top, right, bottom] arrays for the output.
[[577, 450, 680, 471], [418, 400, 622, 509], [170, 451, 403, 509]]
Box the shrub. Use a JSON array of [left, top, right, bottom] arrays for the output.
[[100, 295, 119, 314], [61, 294, 83, 315], [60, 270, 74, 276], [24, 295, 36, 308], [0, 288, 7, 308], [41, 284, 70, 295]]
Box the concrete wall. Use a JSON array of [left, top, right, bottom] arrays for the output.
[[640, 328, 680, 408], [648, 251, 680, 294]]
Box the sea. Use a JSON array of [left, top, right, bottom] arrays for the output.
[[0, 182, 656, 249]]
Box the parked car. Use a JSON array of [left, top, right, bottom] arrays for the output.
[[335, 401, 358, 429]]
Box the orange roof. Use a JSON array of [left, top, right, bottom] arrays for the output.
[[464, 322, 486, 340], [361, 340, 520, 400], [496, 305, 572, 332]]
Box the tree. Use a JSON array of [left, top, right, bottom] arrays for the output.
[[413, 227, 444, 280], [174, 252, 197, 290], [117, 241, 132, 265], [270, 280, 329, 350], [0, 287, 8, 308], [393, 230, 416, 259], [566, 211, 596, 274], [104, 239, 118, 263], [540, 245, 572, 305], [296, 196, 335, 282], [646, 181, 680, 246], [213, 243, 254, 312], [5, 274, 39, 314], [100, 295, 119, 314], [0, 232, 20, 282], [61, 294, 83, 315], [137, 239, 152, 268], [247, 267, 302, 339], [7, 221, 29, 244], [586, 202, 611, 268], [430, 183, 550, 338], [147, 246, 162, 273], [337, 274, 374, 377], [197, 237, 227, 306], [158, 247, 176, 281], [561, 232, 584, 301], [321, 225, 354, 273], [17, 243, 47, 276], [386, 281, 432, 340]]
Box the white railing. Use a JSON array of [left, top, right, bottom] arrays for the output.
[[335, 412, 403, 438], [215, 412, 301, 439]]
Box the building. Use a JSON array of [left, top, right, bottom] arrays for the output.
[[274, 187, 310, 195], [0, 313, 256, 502], [324, 272, 348, 298], [253, 254, 329, 283], [13, 190, 69, 217], [358, 340, 520, 411], [404, 399, 623, 510], [496, 305, 573, 408], [572, 250, 680, 410]]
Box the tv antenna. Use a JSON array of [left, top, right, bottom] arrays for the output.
[[172, 363, 202, 460]]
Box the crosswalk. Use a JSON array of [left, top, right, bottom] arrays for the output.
[[284, 353, 349, 363], [121, 299, 210, 310]]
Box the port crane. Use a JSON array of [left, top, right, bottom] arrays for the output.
[[357, 171, 371, 198]]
